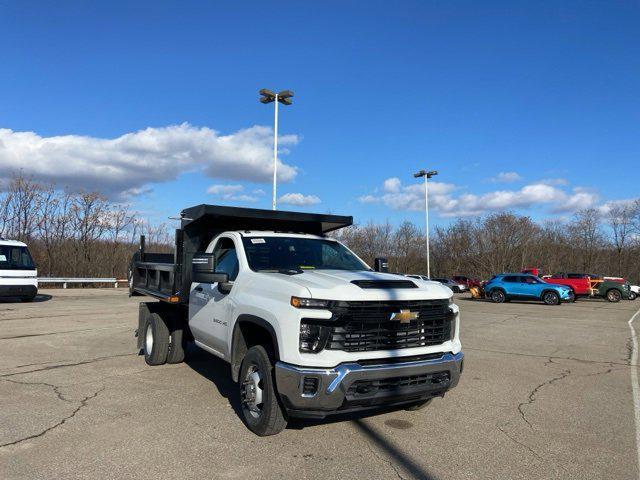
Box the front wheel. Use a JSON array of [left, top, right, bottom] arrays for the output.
[[629, 291, 637, 301], [542, 291, 560, 305], [490, 290, 506, 303], [239, 345, 287, 436], [606, 289, 622, 303]]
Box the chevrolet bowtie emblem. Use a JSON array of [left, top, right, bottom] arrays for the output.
[[390, 309, 418, 323]]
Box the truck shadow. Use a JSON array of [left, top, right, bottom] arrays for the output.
[[186, 346, 436, 479], [184, 346, 245, 419], [0, 294, 52, 303]]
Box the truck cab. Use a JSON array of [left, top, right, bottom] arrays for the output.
[[131, 205, 463, 435], [0, 239, 38, 301]]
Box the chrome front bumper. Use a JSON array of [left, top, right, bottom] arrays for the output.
[[275, 352, 463, 417]]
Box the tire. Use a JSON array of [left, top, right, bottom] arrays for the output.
[[143, 312, 170, 365], [239, 345, 287, 436], [606, 289, 622, 303], [166, 320, 186, 364], [404, 398, 433, 411], [542, 291, 560, 306], [629, 291, 637, 301], [490, 290, 506, 304]]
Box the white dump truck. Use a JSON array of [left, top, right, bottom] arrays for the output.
[[130, 205, 463, 435], [0, 238, 38, 301]]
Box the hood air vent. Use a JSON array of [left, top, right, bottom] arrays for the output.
[[351, 280, 418, 289]]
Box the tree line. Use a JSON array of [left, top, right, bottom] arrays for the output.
[[0, 176, 172, 279], [334, 206, 640, 283], [2, 175, 639, 283]]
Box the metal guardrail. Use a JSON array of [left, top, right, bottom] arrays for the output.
[[37, 278, 127, 289]]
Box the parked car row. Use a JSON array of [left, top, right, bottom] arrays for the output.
[[408, 269, 637, 306]]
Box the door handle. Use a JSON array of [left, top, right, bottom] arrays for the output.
[[194, 286, 203, 292]]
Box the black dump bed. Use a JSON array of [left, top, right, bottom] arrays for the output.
[[130, 204, 352, 304]]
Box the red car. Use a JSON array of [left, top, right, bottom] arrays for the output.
[[452, 275, 481, 288]]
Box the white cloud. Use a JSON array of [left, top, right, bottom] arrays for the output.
[[383, 177, 402, 193], [278, 193, 321, 206], [207, 183, 262, 202], [489, 171, 522, 183], [207, 184, 245, 195], [0, 124, 299, 198], [359, 177, 601, 217]]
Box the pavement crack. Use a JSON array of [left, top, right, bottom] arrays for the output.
[[0, 353, 137, 378], [2, 378, 73, 403], [517, 363, 571, 429], [496, 425, 544, 461], [0, 385, 105, 449], [364, 440, 407, 480]]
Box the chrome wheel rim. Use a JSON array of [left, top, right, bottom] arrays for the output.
[[241, 364, 264, 419], [544, 293, 556, 304], [145, 324, 153, 353]]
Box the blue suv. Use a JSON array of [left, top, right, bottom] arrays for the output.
[[484, 274, 572, 305]]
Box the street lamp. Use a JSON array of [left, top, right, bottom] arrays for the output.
[[259, 88, 294, 210], [413, 169, 438, 278]]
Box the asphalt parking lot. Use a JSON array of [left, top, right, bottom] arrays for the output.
[[1, 289, 639, 480]]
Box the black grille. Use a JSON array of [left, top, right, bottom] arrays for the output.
[[347, 371, 450, 397], [350, 280, 417, 289], [325, 300, 453, 352]]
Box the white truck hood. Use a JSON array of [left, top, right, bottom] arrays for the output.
[[274, 269, 452, 301]]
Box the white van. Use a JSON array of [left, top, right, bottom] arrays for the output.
[[0, 239, 38, 301]]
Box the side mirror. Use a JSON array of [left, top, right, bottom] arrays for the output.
[[374, 257, 388, 273], [192, 253, 229, 284]]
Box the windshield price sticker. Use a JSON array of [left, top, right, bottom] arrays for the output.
[[251, 238, 266, 244]]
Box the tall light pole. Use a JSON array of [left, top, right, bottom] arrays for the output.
[[259, 89, 294, 210], [413, 169, 438, 278]]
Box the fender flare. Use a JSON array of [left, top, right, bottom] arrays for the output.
[[230, 314, 280, 382]]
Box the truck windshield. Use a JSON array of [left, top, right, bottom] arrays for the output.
[[241, 237, 369, 272], [0, 245, 35, 270]]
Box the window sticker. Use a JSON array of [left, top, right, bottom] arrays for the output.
[[0, 255, 6, 262], [250, 238, 266, 244]]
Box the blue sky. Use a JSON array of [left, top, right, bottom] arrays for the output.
[[0, 1, 638, 227]]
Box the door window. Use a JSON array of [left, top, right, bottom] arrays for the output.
[[213, 238, 239, 281]]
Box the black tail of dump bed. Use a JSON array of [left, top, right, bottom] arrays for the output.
[[130, 204, 352, 304]]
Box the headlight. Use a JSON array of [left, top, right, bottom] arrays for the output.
[[291, 296, 330, 308], [449, 308, 457, 341], [299, 321, 331, 353]]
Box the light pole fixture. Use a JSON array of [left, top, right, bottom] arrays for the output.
[[413, 169, 438, 278], [259, 88, 294, 210]]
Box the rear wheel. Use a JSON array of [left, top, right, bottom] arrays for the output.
[[629, 291, 637, 301], [144, 312, 170, 365], [606, 289, 622, 303], [490, 290, 506, 303], [542, 291, 560, 305], [239, 345, 287, 436], [166, 320, 186, 364]]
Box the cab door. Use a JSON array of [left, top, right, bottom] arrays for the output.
[[188, 236, 239, 359]]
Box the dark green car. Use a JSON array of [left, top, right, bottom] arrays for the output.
[[592, 279, 631, 302]]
